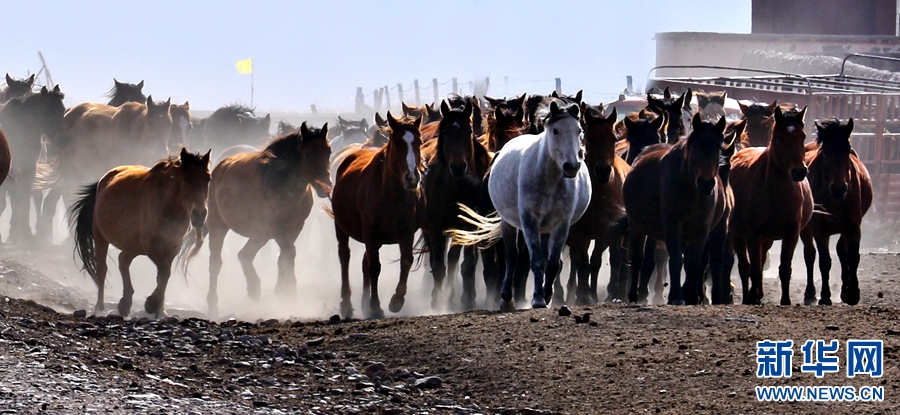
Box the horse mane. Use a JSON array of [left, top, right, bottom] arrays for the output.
[[534, 99, 577, 126], [815, 118, 853, 154], [259, 127, 325, 188], [149, 155, 183, 174], [210, 104, 257, 118]]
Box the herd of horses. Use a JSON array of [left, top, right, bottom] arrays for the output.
[[0, 73, 873, 320]]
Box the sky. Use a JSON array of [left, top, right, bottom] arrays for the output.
[[2, 1, 751, 113]]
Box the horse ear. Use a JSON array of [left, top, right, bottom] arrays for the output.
[[738, 102, 750, 115], [202, 150, 211, 164], [40, 86, 48, 94], [321, 122, 328, 139], [652, 112, 668, 133], [723, 129, 737, 152], [165, 97, 172, 107], [550, 100, 561, 114], [607, 107, 618, 123], [5, 74, 11, 85], [180, 147, 189, 160], [574, 90, 583, 104], [774, 105, 785, 123], [551, 90, 560, 99], [798, 106, 807, 123], [715, 114, 728, 135], [137, 80, 144, 90], [146, 95, 153, 105], [183, 101, 190, 109], [766, 101, 779, 115], [414, 114, 423, 129], [387, 111, 400, 131], [583, 106, 597, 123], [375, 112, 386, 128], [663, 87, 672, 100], [26, 74, 35, 84], [682, 88, 693, 110], [52, 85, 60, 93], [815, 121, 825, 136], [401, 102, 412, 115], [691, 112, 703, 131], [462, 99, 473, 119], [845, 118, 855, 135], [440, 99, 452, 117], [697, 94, 710, 109], [623, 115, 637, 131], [114, 78, 122, 87], [567, 103, 580, 118], [300, 121, 310, 138]]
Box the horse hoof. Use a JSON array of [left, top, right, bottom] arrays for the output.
[[388, 294, 405, 313], [780, 298, 791, 306], [461, 297, 476, 311], [818, 297, 832, 306], [804, 297, 817, 306], [575, 296, 592, 307], [340, 301, 354, 319], [144, 296, 163, 315], [841, 288, 860, 306], [500, 300, 516, 312], [368, 308, 385, 319], [667, 298, 685, 306], [117, 298, 132, 317], [531, 296, 547, 309]]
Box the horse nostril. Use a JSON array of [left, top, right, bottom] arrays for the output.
[[831, 183, 848, 198], [696, 177, 715, 195], [790, 167, 808, 182], [594, 165, 612, 183], [562, 162, 580, 177]]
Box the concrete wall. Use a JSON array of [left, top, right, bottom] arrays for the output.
[[752, 0, 896, 36]]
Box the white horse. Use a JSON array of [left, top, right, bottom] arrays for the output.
[[449, 100, 591, 310]]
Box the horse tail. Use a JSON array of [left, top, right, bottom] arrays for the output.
[[67, 182, 99, 286], [178, 221, 209, 280], [412, 233, 430, 271], [34, 137, 60, 190], [445, 203, 503, 248]]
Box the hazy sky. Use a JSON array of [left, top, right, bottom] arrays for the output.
[[3, 1, 750, 113]]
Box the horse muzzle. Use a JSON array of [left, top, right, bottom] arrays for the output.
[[191, 208, 207, 229], [830, 183, 848, 199], [562, 161, 580, 178], [594, 165, 612, 184], [790, 167, 808, 182], [404, 172, 421, 190], [696, 177, 716, 196], [449, 162, 468, 179]]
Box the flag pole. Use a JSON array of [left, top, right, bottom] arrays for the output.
[[251, 71, 254, 107]]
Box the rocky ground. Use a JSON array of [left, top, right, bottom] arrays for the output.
[[0, 249, 899, 414]]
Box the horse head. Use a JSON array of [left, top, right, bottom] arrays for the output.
[[337, 116, 370, 146], [623, 109, 667, 165], [423, 103, 442, 124], [401, 102, 424, 119], [696, 91, 727, 122], [169, 101, 192, 150], [298, 121, 333, 198], [771, 106, 809, 182], [738, 100, 777, 147], [35, 85, 67, 142], [2, 73, 35, 102], [647, 87, 691, 143], [437, 99, 474, 178], [176, 147, 212, 229], [582, 105, 618, 185], [814, 118, 855, 199], [684, 113, 729, 195], [108, 79, 146, 107], [543, 100, 583, 178], [386, 112, 423, 190]]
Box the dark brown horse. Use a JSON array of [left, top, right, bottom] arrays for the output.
[[202, 105, 271, 149], [204, 123, 332, 316], [106, 79, 146, 107], [621, 110, 668, 164], [738, 101, 778, 147], [0, 86, 66, 244], [646, 87, 692, 143], [730, 107, 814, 305], [0, 128, 11, 188], [623, 114, 731, 305], [169, 101, 192, 151], [69, 149, 210, 317], [332, 113, 424, 318], [422, 100, 491, 310], [0, 74, 35, 103], [801, 118, 872, 305]]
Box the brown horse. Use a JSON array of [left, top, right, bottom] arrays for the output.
[[623, 114, 731, 305], [106, 79, 146, 107], [801, 118, 872, 306], [422, 99, 491, 310], [169, 101, 192, 151], [332, 112, 424, 318], [646, 87, 691, 143], [695, 91, 727, 121], [0, 74, 35, 103], [69, 148, 210, 317], [0, 86, 66, 244], [738, 101, 778, 147], [204, 123, 332, 316], [0, 128, 11, 187], [730, 107, 814, 305], [559, 106, 630, 305], [202, 105, 271, 149]]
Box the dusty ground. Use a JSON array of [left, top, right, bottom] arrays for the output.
[[0, 240, 897, 414]]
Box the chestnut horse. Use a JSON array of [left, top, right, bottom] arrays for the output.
[[623, 114, 731, 305], [730, 107, 814, 305], [0, 128, 11, 187], [422, 99, 491, 310], [738, 101, 778, 148], [203, 123, 332, 316], [0, 74, 35, 103], [801, 118, 872, 305], [169, 101, 193, 151], [69, 148, 210, 317], [647, 87, 692, 143], [332, 113, 424, 318]]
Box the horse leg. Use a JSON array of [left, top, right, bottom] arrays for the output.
[[652, 242, 667, 304], [814, 233, 832, 305], [207, 212, 227, 318], [460, 245, 478, 311], [544, 229, 568, 308], [447, 244, 462, 306], [800, 226, 818, 305], [389, 236, 414, 314], [336, 226, 353, 318], [639, 238, 657, 304], [363, 243, 384, 318], [238, 238, 268, 302], [513, 234, 530, 307], [683, 239, 707, 306], [627, 231, 646, 304], [93, 235, 110, 317], [590, 242, 604, 303], [556, 248, 572, 306], [662, 233, 685, 306], [480, 243, 501, 309], [117, 252, 137, 317], [145, 255, 174, 318], [499, 222, 519, 311], [521, 214, 549, 308], [837, 227, 861, 306], [778, 230, 801, 306], [570, 240, 592, 306], [35, 187, 62, 245], [427, 233, 448, 309], [274, 236, 298, 301], [704, 226, 727, 305], [7, 171, 33, 245], [721, 239, 736, 304]]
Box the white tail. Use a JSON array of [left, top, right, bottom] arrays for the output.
[[445, 203, 503, 248]]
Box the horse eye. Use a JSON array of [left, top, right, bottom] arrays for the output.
[[553, 128, 559, 135]]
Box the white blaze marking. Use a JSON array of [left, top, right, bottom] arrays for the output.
[[787, 125, 795, 133], [403, 131, 416, 173]]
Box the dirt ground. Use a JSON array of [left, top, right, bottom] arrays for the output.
[[0, 237, 898, 414]]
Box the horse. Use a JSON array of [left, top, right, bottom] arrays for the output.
[[621, 110, 668, 164], [0, 74, 35, 103], [646, 87, 692, 143], [623, 114, 731, 305], [0, 86, 66, 244], [332, 113, 424, 319], [421, 99, 491, 310], [329, 116, 371, 154], [695, 91, 728, 122], [523, 91, 582, 134], [204, 123, 332, 316], [730, 106, 814, 305], [557, 106, 630, 305], [801, 118, 872, 306], [106, 79, 146, 107], [202, 105, 271, 149], [68, 148, 210, 317], [0, 128, 11, 187], [738, 101, 778, 147], [449, 100, 589, 311], [169, 101, 192, 151]]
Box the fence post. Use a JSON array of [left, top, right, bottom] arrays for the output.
[[414, 79, 421, 106], [310, 104, 317, 114], [555, 78, 562, 95], [397, 83, 405, 106], [384, 85, 391, 113], [355, 87, 364, 113], [373, 88, 382, 113], [452, 78, 458, 95], [484, 77, 490, 96], [432, 78, 439, 105]]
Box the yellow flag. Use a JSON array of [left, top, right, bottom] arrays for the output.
[[236, 59, 252, 74]]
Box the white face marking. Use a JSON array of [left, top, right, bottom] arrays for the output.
[[787, 125, 795, 133], [403, 131, 416, 173], [179, 116, 189, 135]]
